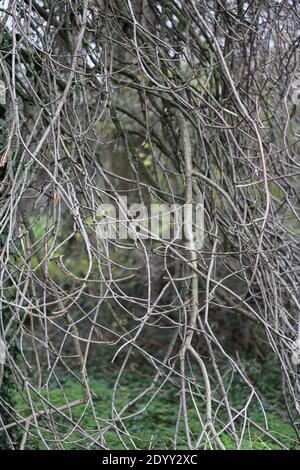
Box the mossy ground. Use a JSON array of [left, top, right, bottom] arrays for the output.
[[11, 355, 299, 450]]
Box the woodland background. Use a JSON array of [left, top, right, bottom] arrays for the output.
[[0, 0, 300, 450]]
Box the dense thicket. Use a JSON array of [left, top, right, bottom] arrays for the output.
[[0, 0, 299, 449]]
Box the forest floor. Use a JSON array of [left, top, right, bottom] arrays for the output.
[[11, 352, 299, 450]]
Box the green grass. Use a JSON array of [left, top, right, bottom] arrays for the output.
[[11, 365, 299, 450]]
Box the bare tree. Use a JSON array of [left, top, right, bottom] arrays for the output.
[[0, 0, 299, 449]]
